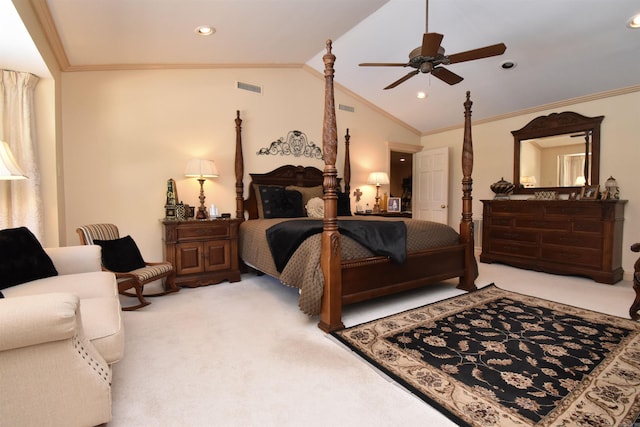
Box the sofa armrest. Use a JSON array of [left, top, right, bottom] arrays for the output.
[[0, 293, 79, 351], [0, 292, 113, 426], [45, 245, 102, 275]]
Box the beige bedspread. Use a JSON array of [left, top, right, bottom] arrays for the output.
[[239, 217, 460, 315]]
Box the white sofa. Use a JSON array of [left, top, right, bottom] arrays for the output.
[[0, 245, 125, 427]]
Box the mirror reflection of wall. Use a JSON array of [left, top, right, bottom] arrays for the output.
[[520, 137, 590, 188], [390, 151, 413, 211]]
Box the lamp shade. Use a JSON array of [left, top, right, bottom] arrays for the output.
[[184, 158, 219, 178], [367, 171, 389, 186], [0, 141, 27, 180]]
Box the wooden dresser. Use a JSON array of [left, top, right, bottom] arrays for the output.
[[162, 219, 241, 287], [480, 200, 626, 284]]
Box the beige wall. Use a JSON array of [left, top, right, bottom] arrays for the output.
[[422, 90, 640, 276], [60, 67, 419, 258]]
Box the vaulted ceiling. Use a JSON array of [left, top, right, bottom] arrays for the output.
[[2, 0, 640, 133]]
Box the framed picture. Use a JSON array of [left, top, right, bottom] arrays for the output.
[[600, 189, 609, 200], [387, 197, 401, 212], [580, 185, 599, 200]]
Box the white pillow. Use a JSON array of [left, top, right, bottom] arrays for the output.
[[305, 197, 324, 218]]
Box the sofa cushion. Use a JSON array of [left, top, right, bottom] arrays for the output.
[[94, 235, 146, 272], [0, 227, 58, 291]]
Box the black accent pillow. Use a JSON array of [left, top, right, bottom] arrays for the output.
[[259, 186, 304, 219], [94, 235, 146, 272], [0, 226, 58, 290], [337, 191, 352, 216]]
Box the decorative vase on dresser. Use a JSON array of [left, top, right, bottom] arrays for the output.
[[480, 199, 626, 284]]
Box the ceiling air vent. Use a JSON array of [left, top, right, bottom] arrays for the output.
[[236, 81, 263, 95], [339, 104, 355, 113]]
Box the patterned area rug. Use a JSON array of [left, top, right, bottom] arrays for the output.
[[332, 284, 640, 426]]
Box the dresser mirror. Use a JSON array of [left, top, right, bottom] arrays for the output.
[[512, 112, 604, 195]]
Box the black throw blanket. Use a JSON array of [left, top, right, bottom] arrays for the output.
[[266, 219, 407, 273]]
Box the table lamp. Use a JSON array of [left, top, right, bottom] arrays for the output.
[[185, 158, 219, 219], [367, 171, 389, 213]]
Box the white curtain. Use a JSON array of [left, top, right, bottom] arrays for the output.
[[0, 70, 42, 238]]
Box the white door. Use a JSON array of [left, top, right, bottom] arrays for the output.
[[414, 147, 449, 224]]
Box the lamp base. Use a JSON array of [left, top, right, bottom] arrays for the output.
[[373, 185, 381, 213], [196, 178, 208, 219], [196, 207, 208, 220]]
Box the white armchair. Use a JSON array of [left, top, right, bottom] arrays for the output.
[[0, 244, 124, 427], [0, 293, 112, 427]]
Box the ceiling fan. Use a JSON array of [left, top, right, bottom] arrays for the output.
[[359, 0, 507, 90]]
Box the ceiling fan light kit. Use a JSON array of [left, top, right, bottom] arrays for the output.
[[360, 0, 507, 90]]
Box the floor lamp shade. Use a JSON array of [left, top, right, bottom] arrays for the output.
[[0, 141, 27, 180]]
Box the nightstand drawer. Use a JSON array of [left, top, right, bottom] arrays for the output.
[[177, 224, 230, 240]]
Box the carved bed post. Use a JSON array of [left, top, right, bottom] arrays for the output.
[[235, 110, 244, 220], [343, 129, 351, 194], [458, 91, 478, 291], [318, 40, 344, 332]]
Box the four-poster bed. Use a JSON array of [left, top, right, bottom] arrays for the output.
[[233, 40, 477, 332]]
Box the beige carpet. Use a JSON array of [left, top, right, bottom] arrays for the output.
[[109, 263, 636, 426]]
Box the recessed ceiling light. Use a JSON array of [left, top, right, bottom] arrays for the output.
[[195, 25, 215, 36], [417, 91, 427, 99], [500, 60, 517, 70], [628, 13, 640, 29]]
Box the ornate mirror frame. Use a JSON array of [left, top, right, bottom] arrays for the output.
[[512, 111, 604, 195]]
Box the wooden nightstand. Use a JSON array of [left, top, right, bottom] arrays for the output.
[[162, 219, 241, 287]]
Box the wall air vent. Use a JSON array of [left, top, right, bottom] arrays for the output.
[[338, 104, 355, 113], [236, 81, 263, 95]]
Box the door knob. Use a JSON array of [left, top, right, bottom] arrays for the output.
[[441, 204, 446, 209]]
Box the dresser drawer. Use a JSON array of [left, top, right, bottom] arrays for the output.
[[515, 219, 570, 231], [545, 204, 602, 219], [541, 246, 601, 268], [490, 202, 543, 216], [488, 241, 538, 258], [177, 224, 230, 240], [542, 233, 601, 249], [573, 221, 603, 234], [488, 217, 514, 227], [489, 228, 537, 243]]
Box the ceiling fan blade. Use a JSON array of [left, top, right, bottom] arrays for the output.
[[384, 70, 420, 90], [447, 43, 507, 64], [420, 33, 444, 57], [431, 67, 464, 85], [359, 63, 408, 67]]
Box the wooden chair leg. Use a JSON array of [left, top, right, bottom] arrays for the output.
[[120, 285, 151, 311]]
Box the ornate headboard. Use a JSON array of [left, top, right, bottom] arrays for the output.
[[244, 165, 325, 219]]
